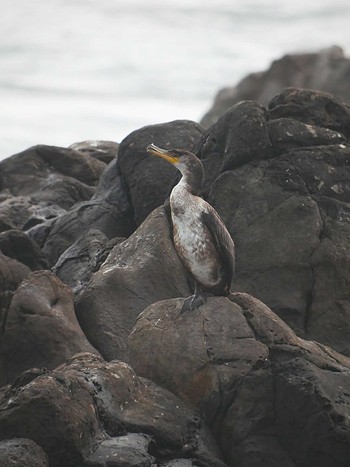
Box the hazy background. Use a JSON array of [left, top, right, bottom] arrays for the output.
[[1, 0, 350, 159]]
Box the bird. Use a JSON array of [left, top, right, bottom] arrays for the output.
[[146, 144, 235, 312]]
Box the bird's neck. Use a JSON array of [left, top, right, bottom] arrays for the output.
[[178, 169, 203, 196]]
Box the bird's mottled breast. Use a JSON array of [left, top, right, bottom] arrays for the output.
[[170, 185, 221, 287]]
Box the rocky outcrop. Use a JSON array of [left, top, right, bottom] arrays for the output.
[[0, 144, 106, 234], [42, 158, 135, 266], [1, 71, 350, 466], [0, 353, 225, 467], [128, 293, 350, 467], [201, 46, 350, 127], [195, 88, 350, 356]]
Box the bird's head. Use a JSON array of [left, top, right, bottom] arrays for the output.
[[146, 144, 204, 194]]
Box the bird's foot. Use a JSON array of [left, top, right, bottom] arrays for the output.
[[180, 293, 206, 313]]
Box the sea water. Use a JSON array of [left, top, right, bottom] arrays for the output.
[[1, 0, 350, 159]]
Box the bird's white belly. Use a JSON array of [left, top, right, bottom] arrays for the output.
[[172, 215, 220, 288]]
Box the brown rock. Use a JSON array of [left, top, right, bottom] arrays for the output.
[[76, 207, 191, 360], [128, 293, 350, 467], [0, 270, 99, 386]]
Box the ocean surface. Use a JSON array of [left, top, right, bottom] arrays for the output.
[[1, 0, 350, 160]]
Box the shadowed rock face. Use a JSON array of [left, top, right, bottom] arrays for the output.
[[0, 353, 225, 467], [128, 293, 350, 467]]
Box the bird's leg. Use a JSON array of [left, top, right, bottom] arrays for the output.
[[180, 282, 206, 313]]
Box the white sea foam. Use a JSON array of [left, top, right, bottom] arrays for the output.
[[1, 0, 350, 159]]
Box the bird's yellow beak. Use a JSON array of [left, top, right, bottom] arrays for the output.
[[146, 144, 178, 164]]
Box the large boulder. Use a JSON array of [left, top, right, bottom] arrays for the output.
[[42, 158, 135, 267], [128, 293, 350, 467], [118, 120, 204, 225], [0, 270, 99, 386], [193, 88, 350, 355], [0, 352, 226, 467], [201, 46, 350, 127], [76, 207, 191, 361]]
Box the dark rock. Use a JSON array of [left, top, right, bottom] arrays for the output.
[[0, 252, 31, 341], [42, 158, 135, 267], [0, 352, 225, 467], [0, 438, 49, 467], [23, 204, 67, 230], [0, 145, 106, 234], [76, 207, 191, 360], [201, 46, 350, 127], [208, 140, 350, 355], [83, 434, 154, 466], [268, 118, 344, 156], [0, 144, 105, 195], [268, 88, 350, 138], [128, 293, 350, 467], [118, 120, 204, 225], [0, 229, 48, 270], [0, 270, 99, 386], [53, 229, 124, 296], [70, 140, 119, 164], [195, 101, 273, 192], [0, 354, 104, 467]]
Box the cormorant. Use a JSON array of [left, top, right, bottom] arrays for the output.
[[147, 144, 235, 312]]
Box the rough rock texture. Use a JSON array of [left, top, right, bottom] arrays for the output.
[[201, 46, 350, 127], [69, 140, 119, 164], [0, 353, 225, 467], [129, 293, 350, 467], [0, 438, 49, 467], [0, 270, 99, 386], [83, 434, 154, 466], [118, 120, 204, 225], [198, 88, 350, 355], [76, 207, 191, 360], [0, 144, 106, 232], [52, 229, 124, 296], [42, 158, 135, 267], [195, 101, 273, 193]]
